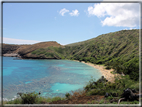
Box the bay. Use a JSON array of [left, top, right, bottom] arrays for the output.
[[3, 57, 102, 100]]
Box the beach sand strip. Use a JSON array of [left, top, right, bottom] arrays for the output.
[[75, 60, 120, 82]]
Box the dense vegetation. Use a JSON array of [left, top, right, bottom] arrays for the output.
[[31, 29, 139, 81]]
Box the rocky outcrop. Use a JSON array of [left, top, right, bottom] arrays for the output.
[[118, 88, 140, 104], [3, 53, 20, 57]]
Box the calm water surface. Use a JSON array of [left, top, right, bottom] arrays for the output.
[[3, 57, 102, 100]]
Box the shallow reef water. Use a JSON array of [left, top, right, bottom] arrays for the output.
[[3, 57, 102, 100]]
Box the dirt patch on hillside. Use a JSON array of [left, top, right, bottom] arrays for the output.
[[49, 95, 104, 104]]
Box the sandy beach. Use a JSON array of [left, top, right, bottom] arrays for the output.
[[76, 60, 119, 82]]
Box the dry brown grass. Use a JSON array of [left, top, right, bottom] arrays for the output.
[[18, 41, 62, 55]]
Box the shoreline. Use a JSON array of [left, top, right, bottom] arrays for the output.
[[3, 56, 117, 82], [74, 60, 118, 82]]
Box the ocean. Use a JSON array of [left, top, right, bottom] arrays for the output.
[[2, 57, 102, 100]]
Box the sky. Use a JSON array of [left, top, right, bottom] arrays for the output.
[[2, 1, 141, 45]]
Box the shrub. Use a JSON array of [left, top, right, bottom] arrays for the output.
[[65, 93, 71, 99], [20, 92, 38, 104], [87, 101, 91, 104], [51, 96, 62, 102], [99, 99, 104, 104], [107, 95, 113, 100], [105, 66, 111, 70]]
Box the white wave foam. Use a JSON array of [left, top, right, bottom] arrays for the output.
[[0, 95, 18, 101]]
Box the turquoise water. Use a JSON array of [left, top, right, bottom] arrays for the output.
[[51, 83, 84, 93], [3, 57, 102, 100], [25, 81, 32, 84]]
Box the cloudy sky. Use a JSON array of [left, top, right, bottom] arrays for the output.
[[3, 2, 140, 45]]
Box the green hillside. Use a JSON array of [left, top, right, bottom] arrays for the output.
[[31, 29, 139, 81]]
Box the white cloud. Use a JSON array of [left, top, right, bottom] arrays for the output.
[[129, 27, 137, 30], [87, 3, 140, 27], [2, 37, 41, 45], [69, 9, 79, 16], [123, 28, 128, 30], [59, 8, 69, 16]]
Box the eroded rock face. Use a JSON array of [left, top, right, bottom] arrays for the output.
[[2, 44, 20, 54]]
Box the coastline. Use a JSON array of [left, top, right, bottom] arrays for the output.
[[3, 53, 21, 58], [74, 60, 118, 82], [3, 55, 118, 82]]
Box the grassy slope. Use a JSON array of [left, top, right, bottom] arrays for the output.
[[31, 29, 139, 80], [32, 29, 139, 60]]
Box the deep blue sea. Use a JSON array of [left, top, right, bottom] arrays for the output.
[[3, 57, 102, 100]]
